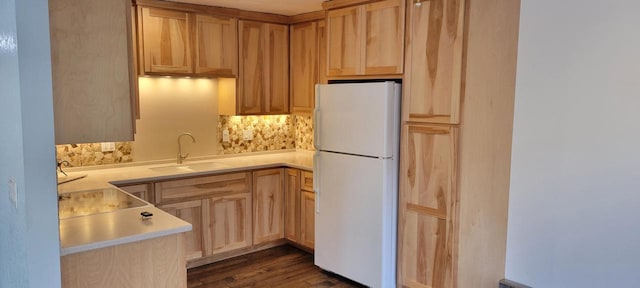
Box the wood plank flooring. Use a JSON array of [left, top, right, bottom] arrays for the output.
[[187, 245, 366, 288]]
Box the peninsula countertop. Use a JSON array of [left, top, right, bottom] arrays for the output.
[[58, 150, 314, 256]]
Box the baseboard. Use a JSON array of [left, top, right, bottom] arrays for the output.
[[500, 279, 532, 288]]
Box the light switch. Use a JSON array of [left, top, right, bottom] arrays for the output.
[[101, 142, 115, 152], [8, 179, 17, 209], [243, 129, 253, 141], [222, 129, 230, 142]]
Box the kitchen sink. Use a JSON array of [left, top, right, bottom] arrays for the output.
[[149, 162, 232, 173]]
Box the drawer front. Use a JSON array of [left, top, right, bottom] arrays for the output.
[[155, 172, 250, 204], [301, 170, 313, 191], [118, 183, 154, 203]]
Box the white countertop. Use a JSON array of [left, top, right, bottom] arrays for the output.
[[58, 150, 314, 255]]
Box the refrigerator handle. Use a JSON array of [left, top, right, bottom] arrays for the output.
[[313, 152, 320, 214], [313, 108, 320, 150]]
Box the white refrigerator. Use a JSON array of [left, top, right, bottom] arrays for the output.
[[313, 82, 400, 288]]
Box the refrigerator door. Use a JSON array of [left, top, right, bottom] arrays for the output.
[[315, 82, 400, 158], [314, 151, 396, 288]]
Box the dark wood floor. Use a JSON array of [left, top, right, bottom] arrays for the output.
[[187, 245, 366, 288]]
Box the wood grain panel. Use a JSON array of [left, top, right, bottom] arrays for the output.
[[284, 169, 301, 242], [363, 0, 405, 75], [456, 0, 521, 287], [49, 0, 134, 144], [140, 7, 193, 74], [195, 14, 237, 76], [327, 6, 362, 76], [301, 170, 314, 192], [398, 124, 458, 288], [238, 20, 266, 114], [403, 0, 465, 124], [317, 19, 328, 85], [117, 183, 154, 203], [290, 21, 319, 114], [266, 23, 290, 114], [154, 172, 250, 204], [253, 169, 285, 244], [300, 190, 315, 250], [159, 200, 205, 261], [62, 233, 186, 288], [206, 193, 252, 255]]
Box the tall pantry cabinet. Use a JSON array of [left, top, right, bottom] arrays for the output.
[[397, 0, 521, 288]]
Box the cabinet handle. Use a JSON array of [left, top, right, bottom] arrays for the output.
[[313, 152, 320, 214], [314, 84, 321, 151]]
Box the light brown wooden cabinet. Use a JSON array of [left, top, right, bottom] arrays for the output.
[[195, 14, 238, 76], [326, 0, 405, 77], [139, 7, 193, 74], [398, 125, 457, 288], [137, 7, 238, 77], [403, 0, 465, 125], [158, 199, 205, 261], [252, 168, 285, 244], [397, 0, 521, 287], [49, 0, 135, 144], [283, 169, 315, 250], [205, 193, 252, 255], [299, 183, 315, 249], [236, 20, 289, 115], [154, 172, 252, 265], [284, 168, 301, 242], [290, 20, 325, 114]]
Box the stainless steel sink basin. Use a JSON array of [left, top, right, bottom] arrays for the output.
[[149, 162, 232, 173]]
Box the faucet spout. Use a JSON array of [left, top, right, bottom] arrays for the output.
[[177, 132, 197, 164]]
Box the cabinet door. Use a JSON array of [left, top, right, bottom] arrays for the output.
[[266, 23, 290, 114], [398, 124, 458, 288], [363, 0, 405, 75], [118, 183, 154, 203], [284, 169, 300, 242], [300, 190, 315, 250], [327, 6, 362, 76], [50, 0, 135, 144], [238, 20, 266, 114], [140, 7, 192, 74], [404, 0, 465, 124], [195, 14, 237, 76], [158, 200, 204, 261], [290, 22, 318, 114], [253, 169, 285, 244], [205, 193, 252, 255]]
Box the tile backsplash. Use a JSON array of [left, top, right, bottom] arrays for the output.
[[56, 142, 133, 167], [294, 115, 314, 151], [57, 114, 314, 167], [218, 115, 295, 154]]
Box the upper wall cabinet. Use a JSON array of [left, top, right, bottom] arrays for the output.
[[195, 14, 238, 76], [139, 7, 193, 74], [137, 7, 238, 77], [403, 0, 465, 124], [326, 0, 405, 77], [236, 20, 289, 115], [50, 0, 135, 144], [290, 20, 325, 115]]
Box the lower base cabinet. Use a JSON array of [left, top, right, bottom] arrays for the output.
[[206, 193, 252, 255], [61, 233, 187, 288], [284, 169, 315, 250]]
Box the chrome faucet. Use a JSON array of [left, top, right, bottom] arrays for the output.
[[177, 132, 196, 164]]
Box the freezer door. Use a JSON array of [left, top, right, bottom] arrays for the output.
[[314, 151, 396, 288], [315, 82, 400, 158]]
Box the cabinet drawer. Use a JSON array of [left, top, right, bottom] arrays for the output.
[[155, 172, 250, 204], [117, 183, 154, 203], [301, 171, 313, 191]]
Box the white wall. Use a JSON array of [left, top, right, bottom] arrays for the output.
[[0, 0, 61, 287], [133, 77, 219, 161], [507, 1, 640, 287]]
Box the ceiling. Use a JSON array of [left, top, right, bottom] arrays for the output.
[[167, 0, 326, 16]]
